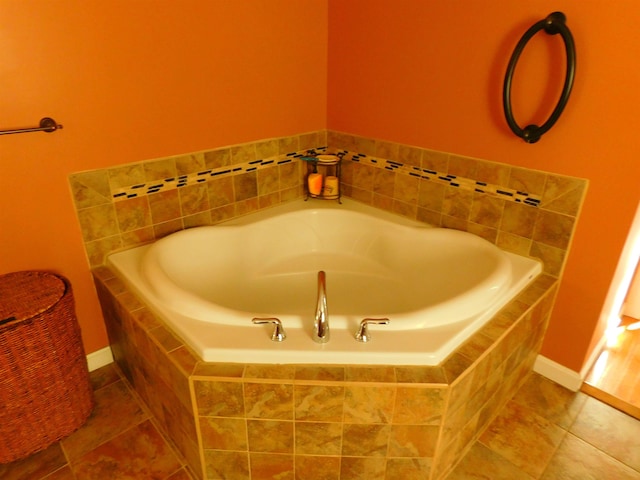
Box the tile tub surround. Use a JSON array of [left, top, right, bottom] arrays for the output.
[[69, 131, 327, 268], [326, 131, 588, 279], [70, 130, 587, 279], [93, 265, 558, 480], [77, 131, 584, 478]]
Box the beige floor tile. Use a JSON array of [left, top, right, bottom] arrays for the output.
[[447, 443, 535, 479], [71, 419, 182, 480], [479, 400, 566, 478], [60, 380, 149, 461], [570, 396, 640, 471], [540, 433, 640, 480], [512, 373, 588, 429], [0, 443, 67, 480]]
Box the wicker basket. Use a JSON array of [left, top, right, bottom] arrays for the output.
[[0, 271, 94, 463]]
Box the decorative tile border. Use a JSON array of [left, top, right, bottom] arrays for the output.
[[109, 144, 542, 209], [340, 150, 542, 207], [111, 147, 328, 201]]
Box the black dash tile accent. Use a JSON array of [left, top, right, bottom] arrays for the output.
[[385, 166, 394, 171], [409, 172, 421, 178], [278, 159, 292, 164], [147, 188, 161, 194], [352, 157, 360, 162], [475, 188, 485, 193], [197, 170, 211, 176], [212, 169, 231, 176], [412, 166, 421, 171], [286, 152, 297, 156], [246, 167, 257, 172], [497, 189, 514, 197], [261, 160, 274, 165], [438, 176, 452, 182], [131, 184, 146, 189], [127, 193, 138, 198], [516, 191, 529, 195], [476, 181, 487, 186], [232, 167, 242, 171], [179, 175, 188, 179], [524, 200, 539, 206], [177, 183, 187, 188], [525, 198, 541, 205], [164, 177, 175, 182], [446, 174, 457, 179], [149, 184, 163, 189], [113, 192, 127, 198], [249, 159, 262, 164], [197, 178, 206, 183], [421, 175, 431, 180], [371, 159, 377, 163], [387, 160, 402, 166], [423, 169, 437, 175], [451, 182, 460, 187]]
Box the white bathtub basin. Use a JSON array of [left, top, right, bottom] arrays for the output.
[[108, 198, 541, 365]]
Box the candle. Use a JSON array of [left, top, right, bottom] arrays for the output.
[[323, 176, 339, 197]]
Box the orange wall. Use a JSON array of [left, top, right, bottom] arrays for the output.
[[0, 1, 327, 353], [328, 1, 640, 371]]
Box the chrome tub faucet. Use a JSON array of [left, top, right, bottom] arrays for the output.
[[313, 270, 330, 343]]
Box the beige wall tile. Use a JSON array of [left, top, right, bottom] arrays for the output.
[[342, 424, 390, 456], [295, 422, 342, 455], [295, 455, 340, 480], [533, 210, 575, 250], [247, 420, 293, 453], [203, 450, 249, 479], [388, 424, 440, 457], [199, 417, 247, 450], [194, 381, 244, 417], [295, 385, 345, 422], [115, 196, 151, 233], [78, 203, 119, 242], [69, 170, 112, 209], [250, 452, 294, 479], [343, 386, 395, 424], [233, 171, 258, 202], [393, 387, 446, 425], [244, 382, 293, 420], [340, 456, 386, 480], [178, 183, 209, 216]]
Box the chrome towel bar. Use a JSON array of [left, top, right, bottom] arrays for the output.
[[503, 12, 576, 144], [0, 117, 63, 136]]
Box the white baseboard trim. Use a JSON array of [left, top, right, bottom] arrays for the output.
[[533, 355, 583, 392], [86, 346, 114, 372]]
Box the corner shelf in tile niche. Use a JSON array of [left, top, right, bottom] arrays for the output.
[[303, 154, 342, 203]]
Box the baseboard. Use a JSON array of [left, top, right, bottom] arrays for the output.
[[86, 346, 114, 372], [533, 355, 583, 392]]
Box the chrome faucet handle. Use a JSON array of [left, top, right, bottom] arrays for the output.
[[252, 317, 287, 342], [355, 318, 389, 343]]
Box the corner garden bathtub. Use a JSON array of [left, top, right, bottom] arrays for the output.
[[108, 198, 541, 365]]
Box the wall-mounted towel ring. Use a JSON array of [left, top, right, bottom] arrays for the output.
[[503, 12, 576, 143]]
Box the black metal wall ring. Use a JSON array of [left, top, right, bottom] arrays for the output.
[[503, 12, 576, 144]]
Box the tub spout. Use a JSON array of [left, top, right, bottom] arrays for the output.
[[313, 270, 330, 343]]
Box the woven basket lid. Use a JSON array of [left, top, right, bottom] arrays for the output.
[[0, 271, 66, 324]]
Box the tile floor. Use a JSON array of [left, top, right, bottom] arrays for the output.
[[2, 363, 640, 480]]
